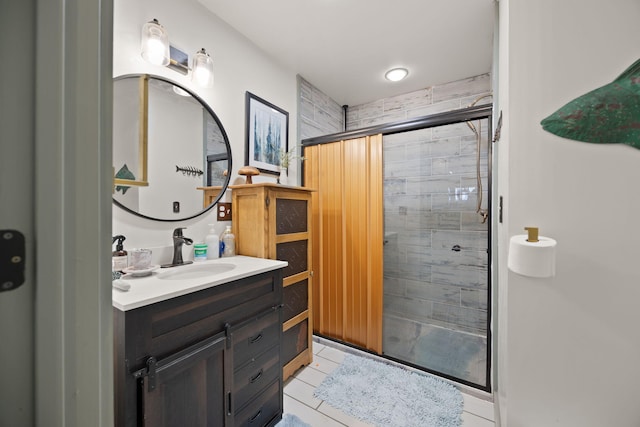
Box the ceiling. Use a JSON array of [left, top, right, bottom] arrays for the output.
[[197, 0, 496, 106]]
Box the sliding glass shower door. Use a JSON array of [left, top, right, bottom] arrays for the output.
[[382, 118, 491, 388]]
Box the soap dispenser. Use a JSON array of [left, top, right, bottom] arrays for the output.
[[221, 226, 235, 257], [112, 235, 128, 273], [205, 224, 219, 259]]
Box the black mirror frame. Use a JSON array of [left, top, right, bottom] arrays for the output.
[[112, 73, 232, 222]]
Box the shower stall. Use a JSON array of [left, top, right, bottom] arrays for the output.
[[382, 115, 490, 388], [303, 105, 492, 390]]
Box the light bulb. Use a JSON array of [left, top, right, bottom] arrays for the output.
[[141, 19, 169, 66], [192, 48, 214, 88]]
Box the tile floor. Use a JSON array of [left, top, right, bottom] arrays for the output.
[[283, 338, 495, 427]]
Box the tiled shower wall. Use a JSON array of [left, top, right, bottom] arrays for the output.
[[347, 74, 492, 337], [346, 73, 491, 131], [297, 75, 344, 142], [383, 120, 490, 336]]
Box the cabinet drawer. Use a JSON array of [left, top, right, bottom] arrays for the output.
[[233, 344, 280, 412], [233, 309, 280, 368], [235, 379, 280, 427]]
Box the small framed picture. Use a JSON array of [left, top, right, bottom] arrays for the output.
[[245, 91, 289, 175]]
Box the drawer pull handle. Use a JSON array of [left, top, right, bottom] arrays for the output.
[[249, 409, 262, 423], [250, 369, 263, 383], [250, 333, 263, 344]]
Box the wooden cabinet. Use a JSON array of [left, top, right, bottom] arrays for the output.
[[114, 269, 284, 427], [197, 185, 223, 208], [230, 183, 313, 380]]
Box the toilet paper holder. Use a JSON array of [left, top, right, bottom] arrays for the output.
[[524, 227, 539, 242], [508, 226, 557, 278]]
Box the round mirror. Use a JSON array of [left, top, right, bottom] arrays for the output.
[[112, 74, 232, 221]]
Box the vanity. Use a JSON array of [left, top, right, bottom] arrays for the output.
[[113, 256, 287, 427]]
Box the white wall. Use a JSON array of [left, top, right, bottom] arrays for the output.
[[498, 0, 640, 425], [113, 0, 298, 257]]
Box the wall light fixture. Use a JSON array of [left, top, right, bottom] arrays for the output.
[[141, 19, 214, 89], [141, 19, 170, 66]]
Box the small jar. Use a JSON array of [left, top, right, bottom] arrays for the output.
[[193, 243, 208, 262]]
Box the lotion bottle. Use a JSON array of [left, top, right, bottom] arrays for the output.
[[112, 235, 128, 272], [205, 224, 219, 259], [221, 226, 235, 257]]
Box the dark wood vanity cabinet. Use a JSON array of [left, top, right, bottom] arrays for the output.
[[231, 184, 314, 381], [114, 269, 284, 427]]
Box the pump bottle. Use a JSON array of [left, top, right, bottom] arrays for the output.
[[221, 226, 235, 257], [205, 224, 219, 260], [112, 235, 128, 272]]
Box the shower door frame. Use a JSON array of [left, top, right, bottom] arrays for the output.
[[302, 104, 493, 392]]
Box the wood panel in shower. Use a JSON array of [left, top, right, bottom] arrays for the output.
[[304, 135, 383, 353]]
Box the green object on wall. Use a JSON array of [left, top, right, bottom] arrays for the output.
[[541, 58, 640, 150], [115, 163, 135, 194]]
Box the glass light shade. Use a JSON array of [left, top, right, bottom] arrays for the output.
[[192, 48, 214, 88], [141, 19, 170, 66], [385, 67, 409, 82]]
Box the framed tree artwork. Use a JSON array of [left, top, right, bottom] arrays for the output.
[[245, 91, 289, 174]]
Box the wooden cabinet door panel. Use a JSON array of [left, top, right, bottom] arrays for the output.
[[282, 279, 308, 322], [275, 240, 308, 277], [275, 198, 308, 234], [141, 332, 227, 427]]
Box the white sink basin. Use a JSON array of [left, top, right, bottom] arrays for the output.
[[113, 256, 288, 311], [158, 263, 236, 280]]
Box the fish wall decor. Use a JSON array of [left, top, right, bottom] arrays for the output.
[[541, 58, 640, 150]]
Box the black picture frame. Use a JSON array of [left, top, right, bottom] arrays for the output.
[[245, 91, 289, 175]]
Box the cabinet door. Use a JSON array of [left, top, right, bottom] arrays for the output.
[[140, 332, 229, 427]]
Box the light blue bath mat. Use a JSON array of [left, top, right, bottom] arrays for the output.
[[313, 353, 463, 427], [276, 413, 311, 427]]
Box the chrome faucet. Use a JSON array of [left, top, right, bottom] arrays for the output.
[[162, 227, 194, 268]]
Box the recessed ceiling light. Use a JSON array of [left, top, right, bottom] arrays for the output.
[[385, 67, 409, 82]]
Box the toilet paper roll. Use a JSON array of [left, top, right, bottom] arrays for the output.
[[508, 235, 557, 278]]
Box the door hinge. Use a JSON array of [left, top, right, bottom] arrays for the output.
[[1, 230, 25, 293]]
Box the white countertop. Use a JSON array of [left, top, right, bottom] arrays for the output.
[[112, 256, 287, 311]]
